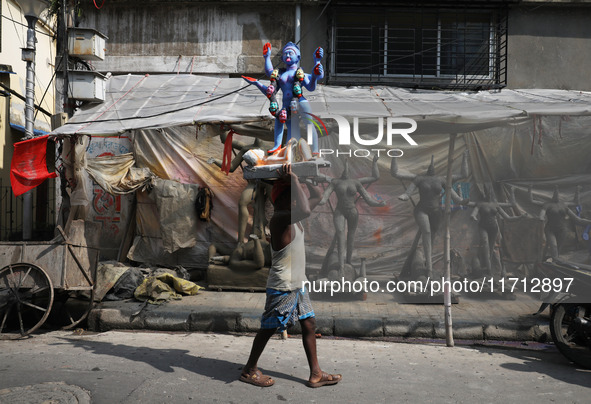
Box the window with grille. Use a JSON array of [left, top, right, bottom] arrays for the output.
[[329, 6, 508, 90]]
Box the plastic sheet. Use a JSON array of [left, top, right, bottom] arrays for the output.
[[50, 74, 591, 275]]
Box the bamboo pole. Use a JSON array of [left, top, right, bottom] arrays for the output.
[[443, 133, 457, 347]]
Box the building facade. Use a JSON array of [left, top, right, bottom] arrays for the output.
[[4, 0, 591, 247], [0, 0, 56, 240], [77, 0, 591, 91]]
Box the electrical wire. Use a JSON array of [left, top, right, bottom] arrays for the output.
[[62, 0, 333, 127], [65, 57, 283, 125], [34, 57, 62, 121], [1, 15, 54, 37], [5, 5, 57, 124], [296, 0, 332, 46], [7, 3, 23, 44], [93, 0, 106, 10], [73, 74, 150, 134], [63, 0, 333, 126], [33, 22, 58, 121], [70, 33, 494, 127], [66, 80, 257, 126]]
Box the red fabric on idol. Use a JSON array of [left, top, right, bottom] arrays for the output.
[[221, 130, 234, 175]]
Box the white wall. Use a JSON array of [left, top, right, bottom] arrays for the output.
[[0, 0, 56, 135]]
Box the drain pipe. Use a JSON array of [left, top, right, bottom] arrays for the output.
[[295, 3, 301, 44]]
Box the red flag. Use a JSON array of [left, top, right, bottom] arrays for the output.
[[10, 135, 57, 196]]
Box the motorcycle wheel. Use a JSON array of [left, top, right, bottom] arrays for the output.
[[549, 302, 591, 369]]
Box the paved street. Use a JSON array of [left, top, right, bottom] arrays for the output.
[[0, 330, 589, 403]]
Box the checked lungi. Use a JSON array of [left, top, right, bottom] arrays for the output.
[[260, 288, 315, 331]]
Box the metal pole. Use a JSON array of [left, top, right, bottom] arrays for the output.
[[295, 3, 301, 45], [443, 133, 457, 347], [23, 16, 37, 139], [62, 0, 71, 116], [22, 14, 38, 240]]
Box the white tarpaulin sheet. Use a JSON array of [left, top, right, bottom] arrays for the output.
[[51, 74, 591, 137], [51, 74, 591, 275]]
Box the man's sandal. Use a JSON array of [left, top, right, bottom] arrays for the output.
[[240, 369, 275, 387], [306, 372, 342, 388]]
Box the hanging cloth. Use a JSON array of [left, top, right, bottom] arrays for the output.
[[10, 135, 57, 196], [221, 130, 234, 175], [195, 186, 214, 222]]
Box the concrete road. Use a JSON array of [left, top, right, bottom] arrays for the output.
[[0, 330, 589, 403]]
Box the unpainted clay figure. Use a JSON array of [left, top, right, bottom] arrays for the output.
[[318, 155, 385, 277], [390, 152, 469, 278], [208, 235, 271, 271], [467, 184, 522, 277], [208, 132, 272, 245], [528, 185, 591, 259]]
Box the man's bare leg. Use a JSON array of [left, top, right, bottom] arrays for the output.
[[301, 317, 321, 376], [300, 317, 342, 387], [241, 327, 276, 386]]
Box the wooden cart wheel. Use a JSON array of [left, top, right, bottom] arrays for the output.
[[0, 263, 54, 337], [50, 288, 95, 330]]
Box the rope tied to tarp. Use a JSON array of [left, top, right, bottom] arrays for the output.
[[74, 74, 150, 135]]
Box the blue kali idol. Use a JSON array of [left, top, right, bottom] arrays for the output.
[[243, 42, 324, 154]]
